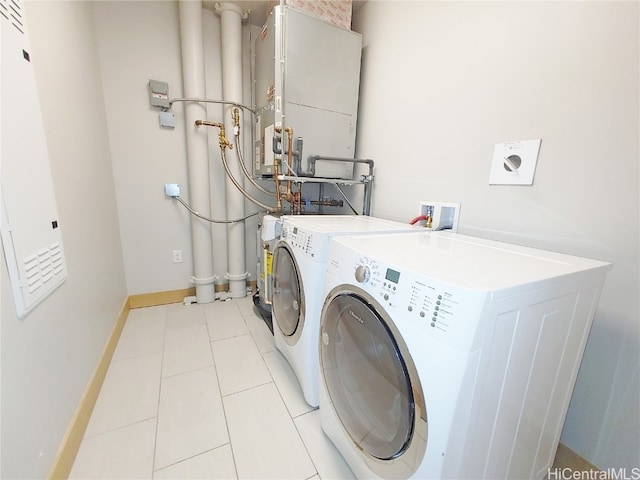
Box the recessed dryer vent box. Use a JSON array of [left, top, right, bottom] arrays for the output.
[[489, 138, 541, 185]]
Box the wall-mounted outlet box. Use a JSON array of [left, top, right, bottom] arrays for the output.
[[159, 112, 176, 129], [489, 138, 541, 185], [149, 79, 170, 109], [419, 201, 460, 232], [164, 183, 180, 197]]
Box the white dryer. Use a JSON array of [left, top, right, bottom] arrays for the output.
[[271, 215, 420, 408], [319, 232, 611, 479]]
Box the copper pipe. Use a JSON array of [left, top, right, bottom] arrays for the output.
[[230, 109, 275, 196], [273, 125, 303, 212], [195, 120, 233, 150], [284, 126, 294, 197], [273, 159, 283, 211], [195, 119, 222, 128]]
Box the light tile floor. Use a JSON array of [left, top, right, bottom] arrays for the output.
[[70, 296, 355, 480]]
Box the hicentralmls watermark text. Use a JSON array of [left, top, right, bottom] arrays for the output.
[[548, 467, 640, 480]]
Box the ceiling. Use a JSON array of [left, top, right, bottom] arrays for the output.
[[202, 0, 367, 27]]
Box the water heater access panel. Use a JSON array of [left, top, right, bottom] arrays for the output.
[[253, 6, 362, 179]]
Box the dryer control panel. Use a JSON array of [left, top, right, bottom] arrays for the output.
[[281, 224, 327, 260], [328, 252, 488, 352]]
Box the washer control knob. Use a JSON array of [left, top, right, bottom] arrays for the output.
[[354, 265, 371, 283]]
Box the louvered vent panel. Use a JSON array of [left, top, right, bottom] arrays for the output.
[[1, 0, 68, 319], [0, 0, 24, 35], [51, 243, 64, 275], [21, 243, 65, 295]]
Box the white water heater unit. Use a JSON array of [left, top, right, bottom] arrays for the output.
[[253, 5, 362, 179]]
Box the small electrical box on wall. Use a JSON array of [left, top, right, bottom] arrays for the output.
[[148, 79, 170, 109], [1, 1, 68, 319]]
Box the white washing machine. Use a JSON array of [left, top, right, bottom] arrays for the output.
[[319, 232, 611, 479], [271, 215, 421, 408]]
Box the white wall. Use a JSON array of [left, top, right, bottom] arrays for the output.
[[92, 0, 194, 295], [92, 1, 264, 296], [3, 1, 635, 476], [1, 1, 127, 478], [352, 1, 639, 470]]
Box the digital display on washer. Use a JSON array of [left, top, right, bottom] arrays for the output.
[[385, 268, 400, 284]]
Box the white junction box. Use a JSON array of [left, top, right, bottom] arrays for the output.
[[489, 138, 541, 185], [164, 183, 180, 197], [419, 201, 460, 232]]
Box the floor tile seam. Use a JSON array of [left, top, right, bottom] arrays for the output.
[[110, 349, 165, 364], [291, 415, 322, 479], [161, 322, 215, 379], [209, 330, 253, 345], [151, 305, 170, 480], [259, 348, 317, 419], [220, 379, 276, 399], [211, 326, 282, 399], [267, 377, 321, 479], [160, 362, 217, 381], [260, 352, 298, 418], [151, 443, 233, 475], [112, 306, 166, 363], [152, 438, 232, 474], [206, 308, 249, 329], [204, 319, 240, 480], [81, 415, 158, 441], [209, 330, 267, 371], [292, 405, 319, 419]]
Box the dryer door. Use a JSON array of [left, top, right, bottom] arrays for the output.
[[272, 243, 304, 344], [320, 285, 427, 477]]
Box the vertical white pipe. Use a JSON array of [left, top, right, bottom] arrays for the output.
[[179, 1, 216, 304], [215, 2, 248, 298]]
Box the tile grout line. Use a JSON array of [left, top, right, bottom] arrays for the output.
[[150, 304, 168, 479], [270, 365, 322, 479], [206, 301, 241, 480], [253, 307, 322, 480]]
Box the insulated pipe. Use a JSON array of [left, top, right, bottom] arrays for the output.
[[178, 1, 216, 304], [215, 2, 248, 298]]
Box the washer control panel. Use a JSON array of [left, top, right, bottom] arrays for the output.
[[335, 253, 486, 350]]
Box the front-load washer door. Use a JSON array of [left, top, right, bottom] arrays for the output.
[[272, 243, 305, 345], [320, 285, 427, 478]]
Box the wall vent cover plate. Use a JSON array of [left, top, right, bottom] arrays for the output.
[[1, 0, 68, 319]]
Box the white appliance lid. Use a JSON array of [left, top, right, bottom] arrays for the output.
[[281, 215, 421, 234], [332, 232, 611, 290]]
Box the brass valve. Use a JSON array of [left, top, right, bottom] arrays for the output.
[[232, 107, 241, 136], [232, 107, 240, 128], [217, 126, 233, 150], [195, 120, 233, 150]]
